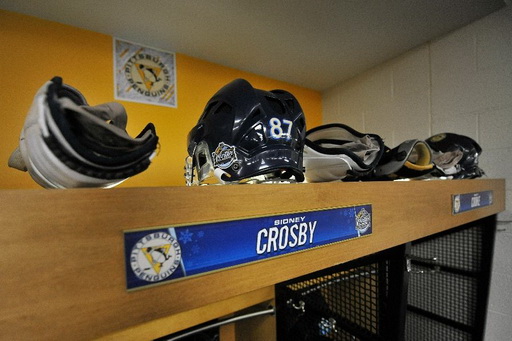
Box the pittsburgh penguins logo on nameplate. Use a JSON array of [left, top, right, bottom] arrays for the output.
[[453, 194, 461, 214], [130, 232, 182, 282]]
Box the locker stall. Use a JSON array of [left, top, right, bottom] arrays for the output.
[[0, 179, 504, 340]]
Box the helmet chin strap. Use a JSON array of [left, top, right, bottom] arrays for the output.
[[212, 168, 299, 185], [214, 168, 230, 184], [184, 156, 195, 186]]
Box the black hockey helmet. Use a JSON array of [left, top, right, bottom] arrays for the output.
[[186, 79, 306, 184], [426, 133, 484, 179]]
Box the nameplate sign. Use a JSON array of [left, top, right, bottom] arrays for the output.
[[124, 204, 372, 290], [452, 191, 493, 214]]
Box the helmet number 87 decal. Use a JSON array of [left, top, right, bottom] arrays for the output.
[[269, 118, 293, 140]]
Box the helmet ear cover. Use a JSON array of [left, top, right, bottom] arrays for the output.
[[8, 77, 159, 188], [186, 79, 306, 185], [374, 139, 434, 179], [302, 123, 385, 182]]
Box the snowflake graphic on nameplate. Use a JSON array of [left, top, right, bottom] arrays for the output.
[[179, 229, 194, 244], [192, 245, 201, 254]]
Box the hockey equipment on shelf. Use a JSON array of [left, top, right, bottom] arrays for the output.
[[8, 77, 159, 188], [426, 133, 484, 179], [185, 78, 306, 185], [302, 123, 384, 182], [374, 139, 435, 180]]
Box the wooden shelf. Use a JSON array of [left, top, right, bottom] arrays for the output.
[[0, 179, 505, 340]]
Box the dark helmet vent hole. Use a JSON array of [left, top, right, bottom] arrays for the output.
[[197, 152, 207, 168], [285, 99, 295, 111], [215, 102, 232, 116], [297, 116, 306, 132], [240, 124, 265, 153], [200, 101, 217, 121], [249, 108, 265, 122], [265, 96, 285, 115]]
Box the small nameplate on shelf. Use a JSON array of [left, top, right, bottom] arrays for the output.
[[124, 204, 372, 290], [452, 191, 493, 214]]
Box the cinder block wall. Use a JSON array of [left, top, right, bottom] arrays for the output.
[[322, 7, 512, 340]]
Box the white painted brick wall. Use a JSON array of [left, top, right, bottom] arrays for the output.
[[322, 6, 512, 340]]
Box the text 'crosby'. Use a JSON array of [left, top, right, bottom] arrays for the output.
[[256, 216, 317, 254]]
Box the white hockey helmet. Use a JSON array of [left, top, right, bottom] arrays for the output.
[[303, 124, 384, 182], [8, 77, 159, 188]]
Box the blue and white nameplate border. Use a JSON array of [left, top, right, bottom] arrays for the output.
[[124, 204, 372, 290], [452, 191, 493, 215]]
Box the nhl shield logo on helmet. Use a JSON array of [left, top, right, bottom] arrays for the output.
[[212, 142, 240, 170]]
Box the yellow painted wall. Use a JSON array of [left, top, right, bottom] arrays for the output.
[[0, 10, 322, 189]]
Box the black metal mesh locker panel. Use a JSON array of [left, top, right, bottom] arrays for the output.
[[405, 217, 496, 341], [406, 310, 471, 341], [276, 247, 407, 341], [276, 217, 495, 341]]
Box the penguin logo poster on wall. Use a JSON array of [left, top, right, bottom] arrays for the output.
[[114, 38, 177, 107]]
